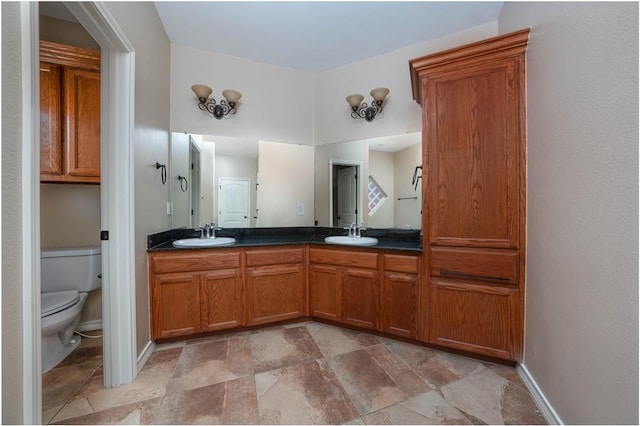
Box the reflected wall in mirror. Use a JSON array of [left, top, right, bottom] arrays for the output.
[[169, 132, 315, 229], [315, 132, 422, 230]]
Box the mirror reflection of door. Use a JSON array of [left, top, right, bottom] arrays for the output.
[[334, 165, 358, 227], [218, 178, 250, 227], [189, 138, 201, 227]]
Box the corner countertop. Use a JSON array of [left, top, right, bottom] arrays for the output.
[[147, 226, 422, 252]]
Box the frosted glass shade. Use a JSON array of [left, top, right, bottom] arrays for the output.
[[222, 89, 242, 104], [346, 94, 364, 108], [192, 84, 213, 100], [370, 87, 390, 103]]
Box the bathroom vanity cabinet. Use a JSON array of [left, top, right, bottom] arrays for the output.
[[149, 250, 243, 339], [40, 41, 101, 184], [410, 29, 529, 361], [245, 246, 307, 326], [309, 247, 380, 330]]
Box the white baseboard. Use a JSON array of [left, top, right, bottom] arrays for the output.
[[76, 319, 103, 332], [136, 340, 156, 373], [517, 363, 563, 425]]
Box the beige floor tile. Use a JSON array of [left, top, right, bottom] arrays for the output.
[[399, 390, 472, 424], [384, 339, 487, 388], [501, 382, 547, 424], [327, 348, 409, 415], [440, 368, 510, 424], [256, 359, 358, 425], [306, 322, 381, 357], [167, 335, 253, 393], [53, 348, 181, 421], [156, 376, 258, 424], [42, 364, 93, 411], [51, 397, 161, 425], [251, 325, 322, 373]]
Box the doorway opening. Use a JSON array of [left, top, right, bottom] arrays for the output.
[[329, 160, 364, 228]]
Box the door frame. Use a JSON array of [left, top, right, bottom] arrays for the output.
[[328, 159, 364, 227], [22, 2, 137, 422]]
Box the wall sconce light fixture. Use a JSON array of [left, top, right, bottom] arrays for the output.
[[346, 87, 390, 122], [191, 84, 242, 119]]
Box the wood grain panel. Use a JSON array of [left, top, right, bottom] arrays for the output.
[[426, 61, 519, 248], [382, 272, 418, 338], [246, 264, 305, 325], [309, 264, 341, 321], [430, 247, 518, 284], [201, 269, 244, 332], [40, 40, 101, 71], [245, 247, 305, 267], [383, 254, 420, 273], [151, 273, 200, 339], [409, 29, 530, 104], [39, 62, 63, 178], [309, 248, 378, 269], [429, 278, 518, 360], [64, 68, 101, 179], [150, 250, 241, 274], [342, 268, 379, 330]]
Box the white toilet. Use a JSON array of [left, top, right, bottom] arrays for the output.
[[41, 247, 101, 373]]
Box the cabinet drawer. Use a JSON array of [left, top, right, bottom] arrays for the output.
[[310, 248, 378, 269], [245, 247, 305, 267], [383, 254, 420, 273], [150, 250, 241, 274], [430, 247, 518, 284]]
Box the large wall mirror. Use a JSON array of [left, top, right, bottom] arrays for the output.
[[169, 131, 421, 230], [314, 132, 422, 230], [169, 132, 315, 229]]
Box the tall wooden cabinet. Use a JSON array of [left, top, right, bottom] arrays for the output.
[[410, 29, 529, 361], [40, 41, 101, 183]]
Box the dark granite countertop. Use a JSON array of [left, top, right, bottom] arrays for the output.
[[148, 226, 422, 252]]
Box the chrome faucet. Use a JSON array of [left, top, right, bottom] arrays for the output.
[[202, 222, 221, 238], [344, 223, 357, 237], [355, 224, 367, 238]]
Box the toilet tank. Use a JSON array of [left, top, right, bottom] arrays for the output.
[[41, 247, 102, 293]]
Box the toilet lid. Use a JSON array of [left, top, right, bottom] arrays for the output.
[[41, 291, 80, 317]]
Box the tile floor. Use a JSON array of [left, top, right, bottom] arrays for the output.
[[43, 322, 546, 425]]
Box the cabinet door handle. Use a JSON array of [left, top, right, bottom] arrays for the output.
[[440, 270, 510, 282]]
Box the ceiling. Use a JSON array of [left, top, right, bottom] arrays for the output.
[[41, 2, 503, 72], [153, 2, 503, 72]]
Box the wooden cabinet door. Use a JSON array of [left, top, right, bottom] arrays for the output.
[[151, 272, 201, 339], [64, 68, 101, 181], [201, 269, 243, 332], [428, 278, 520, 360], [309, 264, 341, 321], [425, 59, 521, 249], [342, 268, 379, 330], [40, 62, 63, 178], [382, 272, 418, 338], [246, 264, 305, 325]]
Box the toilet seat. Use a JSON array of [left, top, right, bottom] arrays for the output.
[[41, 291, 80, 317]]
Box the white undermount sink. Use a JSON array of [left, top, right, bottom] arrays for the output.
[[172, 237, 236, 248], [324, 235, 378, 246]]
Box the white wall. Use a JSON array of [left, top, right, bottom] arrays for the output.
[[104, 3, 171, 356], [257, 141, 315, 227], [314, 22, 498, 145], [499, 3, 638, 424], [169, 132, 190, 229], [170, 44, 314, 145], [2, 3, 28, 422]]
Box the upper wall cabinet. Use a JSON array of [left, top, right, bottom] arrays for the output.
[[410, 29, 529, 250], [40, 41, 101, 184]]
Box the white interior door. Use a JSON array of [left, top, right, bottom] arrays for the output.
[[218, 178, 250, 227], [337, 166, 358, 227]]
